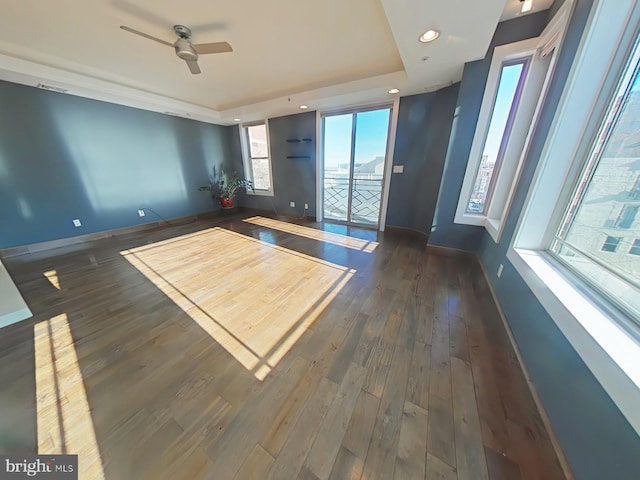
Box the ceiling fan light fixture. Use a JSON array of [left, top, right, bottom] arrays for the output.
[[419, 29, 440, 43], [521, 0, 533, 13]]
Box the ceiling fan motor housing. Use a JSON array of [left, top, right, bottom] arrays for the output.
[[175, 38, 198, 61]]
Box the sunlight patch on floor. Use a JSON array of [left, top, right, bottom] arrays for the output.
[[121, 227, 354, 380], [244, 216, 378, 252], [34, 313, 105, 479], [43, 270, 61, 290]]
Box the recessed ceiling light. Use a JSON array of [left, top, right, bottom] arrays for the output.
[[299, 105, 309, 109], [521, 0, 533, 13], [233, 118, 241, 122], [419, 29, 440, 43], [388, 88, 400, 94]]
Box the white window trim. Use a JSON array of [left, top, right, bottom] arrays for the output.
[[508, 0, 640, 436], [239, 120, 274, 197], [455, 3, 572, 242]]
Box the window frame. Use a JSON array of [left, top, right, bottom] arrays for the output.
[[455, 5, 572, 242], [239, 120, 274, 197], [465, 57, 531, 216], [507, 0, 640, 435]]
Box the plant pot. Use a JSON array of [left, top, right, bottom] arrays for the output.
[[220, 196, 234, 208]]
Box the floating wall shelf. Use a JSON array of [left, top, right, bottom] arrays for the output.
[[285, 137, 313, 160]]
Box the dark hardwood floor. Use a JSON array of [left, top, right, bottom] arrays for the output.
[[0, 212, 566, 479]]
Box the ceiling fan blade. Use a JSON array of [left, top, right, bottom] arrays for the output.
[[186, 60, 201, 74], [120, 25, 173, 47], [193, 42, 233, 55]]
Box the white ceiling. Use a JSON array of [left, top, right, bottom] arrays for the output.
[[0, 0, 553, 125]]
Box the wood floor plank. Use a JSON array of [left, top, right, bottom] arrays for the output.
[[484, 446, 523, 480], [304, 362, 367, 480], [406, 341, 431, 410], [329, 447, 364, 480], [362, 339, 395, 398], [451, 357, 489, 480], [342, 390, 380, 461], [458, 269, 511, 455], [265, 378, 339, 480], [426, 453, 458, 480], [233, 444, 274, 480], [206, 356, 310, 480], [430, 285, 451, 400], [361, 345, 412, 480], [394, 401, 428, 480], [427, 392, 456, 468]]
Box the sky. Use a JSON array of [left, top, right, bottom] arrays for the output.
[[481, 62, 525, 165], [323, 108, 391, 170]]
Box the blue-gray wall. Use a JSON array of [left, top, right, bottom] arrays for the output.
[[0, 81, 235, 249], [385, 85, 459, 234], [429, 10, 549, 250], [432, 3, 640, 479], [233, 111, 317, 216], [233, 92, 459, 232]]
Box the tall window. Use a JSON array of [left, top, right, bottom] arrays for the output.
[[467, 60, 529, 214], [507, 0, 640, 435], [455, 4, 571, 241], [241, 122, 273, 195], [550, 45, 640, 320]]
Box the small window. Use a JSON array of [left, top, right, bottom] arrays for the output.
[[615, 205, 639, 229], [629, 176, 640, 200], [467, 60, 529, 214], [601, 236, 622, 252], [241, 122, 274, 195], [630, 239, 640, 256]]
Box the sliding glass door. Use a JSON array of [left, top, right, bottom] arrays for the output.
[[322, 107, 391, 226]]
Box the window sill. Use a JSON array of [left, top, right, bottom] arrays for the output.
[[247, 190, 274, 197], [507, 247, 640, 435], [454, 211, 485, 226]]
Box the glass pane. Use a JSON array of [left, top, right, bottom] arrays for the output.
[[247, 124, 268, 158], [351, 109, 390, 225], [467, 62, 527, 213], [251, 158, 271, 190], [323, 114, 353, 221], [551, 53, 640, 320]]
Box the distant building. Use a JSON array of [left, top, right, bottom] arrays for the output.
[[561, 91, 640, 280], [354, 156, 385, 176]]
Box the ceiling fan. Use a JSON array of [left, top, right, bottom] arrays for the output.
[[120, 24, 232, 75]]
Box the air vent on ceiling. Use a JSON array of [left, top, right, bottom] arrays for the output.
[[37, 83, 68, 94], [164, 111, 191, 118]]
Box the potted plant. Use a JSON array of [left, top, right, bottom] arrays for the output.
[[199, 167, 253, 209]]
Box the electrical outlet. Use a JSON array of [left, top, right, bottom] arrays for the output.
[[304, 203, 309, 210], [290, 201, 295, 208], [72, 219, 82, 227], [138, 209, 145, 217], [497, 264, 504, 278]]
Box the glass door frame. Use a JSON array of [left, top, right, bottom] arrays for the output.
[[316, 101, 399, 230]]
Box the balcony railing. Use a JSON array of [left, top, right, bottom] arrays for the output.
[[323, 175, 383, 225]]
